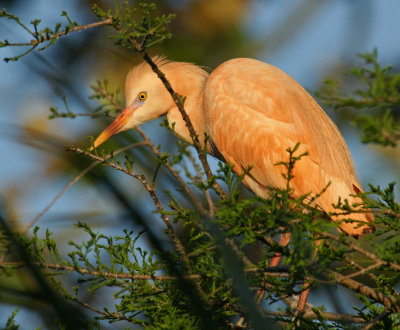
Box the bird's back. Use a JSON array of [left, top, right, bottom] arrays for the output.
[[203, 58, 373, 236]]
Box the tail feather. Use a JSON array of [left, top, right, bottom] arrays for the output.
[[320, 182, 375, 238], [332, 210, 375, 238]]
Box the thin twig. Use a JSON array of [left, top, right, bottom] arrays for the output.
[[264, 310, 365, 324], [67, 146, 208, 299], [328, 269, 400, 312], [1, 261, 290, 280], [6, 18, 113, 47], [342, 252, 400, 298], [127, 42, 227, 199], [0, 142, 148, 264], [23, 142, 148, 235], [91, 84, 123, 110], [136, 127, 208, 215], [67, 147, 187, 259], [320, 232, 400, 272], [362, 310, 391, 330], [93, 84, 208, 216], [263, 233, 400, 312], [335, 261, 385, 282], [325, 240, 379, 282], [186, 151, 215, 217], [325, 240, 400, 299], [64, 291, 137, 323]]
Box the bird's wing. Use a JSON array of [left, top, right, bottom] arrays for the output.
[[204, 58, 373, 235]]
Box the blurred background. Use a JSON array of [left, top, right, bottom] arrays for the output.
[[0, 0, 400, 327]]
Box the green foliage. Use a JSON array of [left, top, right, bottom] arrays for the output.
[[4, 145, 400, 327], [317, 49, 400, 147], [355, 295, 400, 329], [0, 8, 78, 62], [2, 1, 400, 329], [3, 309, 20, 330], [92, 1, 175, 51], [0, 1, 175, 62]]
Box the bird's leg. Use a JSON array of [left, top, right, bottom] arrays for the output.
[[256, 228, 291, 304], [269, 230, 291, 267], [236, 229, 291, 327], [296, 283, 311, 312], [296, 239, 322, 313]]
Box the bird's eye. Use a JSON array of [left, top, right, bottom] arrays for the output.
[[138, 92, 147, 101]]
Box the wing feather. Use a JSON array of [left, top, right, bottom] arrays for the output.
[[204, 58, 373, 235]]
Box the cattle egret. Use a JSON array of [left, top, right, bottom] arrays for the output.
[[93, 57, 374, 311], [94, 57, 373, 234]]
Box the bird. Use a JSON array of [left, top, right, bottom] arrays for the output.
[[93, 56, 374, 310], [93, 56, 373, 235]]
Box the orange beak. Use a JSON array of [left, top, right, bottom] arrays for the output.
[[92, 107, 135, 149]]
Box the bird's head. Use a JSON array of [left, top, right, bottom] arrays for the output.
[[92, 57, 175, 149]]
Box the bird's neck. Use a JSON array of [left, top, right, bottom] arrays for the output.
[[166, 64, 209, 147], [167, 93, 207, 147]]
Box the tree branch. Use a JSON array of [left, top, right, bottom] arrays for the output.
[[1, 261, 290, 280], [23, 142, 148, 235], [320, 232, 400, 272], [92, 84, 209, 216], [264, 310, 365, 324], [119, 35, 227, 199], [362, 311, 391, 330], [66, 146, 209, 300], [2, 18, 112, 47], [329, 269, 400, 312]]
